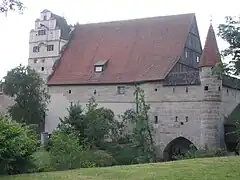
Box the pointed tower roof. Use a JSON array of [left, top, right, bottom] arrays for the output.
[[199, 24, 221, 67]]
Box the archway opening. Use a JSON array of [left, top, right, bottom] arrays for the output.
[[163, 137, 196, 161]]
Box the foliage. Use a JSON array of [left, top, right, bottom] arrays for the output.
[[46, 130, 115, 171], [121, 86, 156, 163], [2, 156, 240, 180], [3, 65, 50, 133], [47, 130, 87, 170], [212, 61, 233, 77], [0, 115, 38, 175], [0, 0, 24, 14], [173, 144, 228, 160], [218, 16, 240, 75], [89, 150, 115, 167], [105, 142, 139, 165], [31, 148, 54, 172], [58, 97, 123, 149]]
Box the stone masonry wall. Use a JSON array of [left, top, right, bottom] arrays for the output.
[[46, 82, 205, 154], [222, 86, 240, 118]]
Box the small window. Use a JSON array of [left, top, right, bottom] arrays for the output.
[[68, 90, 72, 94], [117, 86, 125, 94], [227, 88, 229, 94], [175, 116, 178, 122], [185, 51, 188, 58], [204, 86, 208, 91], [154, 116, 158, 124], [34, 59, 38, 63], [47, 45, 54, 51], [180, 122, 184, 125], [33, 46, 39, 52], [93, 90, 97, 95], [41, 59, 45, 63], [38, 29, 46, 35], [154, 88, 158, 92], [94, 66, 103, 72], [186, 87, 188, 93], [196, 56, 200, 63], [173, 87, 175, 92], [41, 67, 44, 71], [218, 86, 221, 91], [43, 15, 47, 20], [186, 116, 188, 122]]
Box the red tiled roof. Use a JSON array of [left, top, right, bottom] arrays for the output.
[[199, 24, 221, 67], [48, 13, 195, 85]]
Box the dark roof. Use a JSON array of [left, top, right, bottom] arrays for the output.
[[41, 9, 51, 13], [163, 71, 201, 86], [222, 75, 240, 90], [50, 13, 71, 40], [48, 13, 195, 85], [199, 24, 221, 67]]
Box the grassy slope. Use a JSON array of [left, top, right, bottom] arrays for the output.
[[1, 156, 240, 180]]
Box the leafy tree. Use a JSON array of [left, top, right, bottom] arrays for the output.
[[122, 86, 156, 163], [218, 16, 240, 75], [2, 65, 50, 133], [0, 0, 24, 14], [58, 97, 123, 149], [0, 115, 38, 175]]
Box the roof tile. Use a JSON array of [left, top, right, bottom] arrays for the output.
[[48, 13, 195, 85], [199, 24, 221, 67]]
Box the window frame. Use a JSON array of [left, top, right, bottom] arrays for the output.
[[33, 46, 40, 53], [38, 29, 46, 36], [47, 45, 54, 51]]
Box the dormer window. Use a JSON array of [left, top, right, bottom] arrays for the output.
[[43, 15, 47, 20], [95, 66, 103, 72], [94, 59, 109, 73]]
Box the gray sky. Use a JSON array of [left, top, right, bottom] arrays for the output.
[[0, 0, 239, 79]]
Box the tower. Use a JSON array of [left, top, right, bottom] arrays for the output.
[[199, 24, 224, 149], [28, 9, 71, 82]]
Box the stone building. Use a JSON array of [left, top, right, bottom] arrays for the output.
[[1, 11, 240, 160], [43, 12, 240, 160], [28, 9, 71, 81]]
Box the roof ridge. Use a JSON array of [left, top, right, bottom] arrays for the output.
[[75, 13, 195, 26]]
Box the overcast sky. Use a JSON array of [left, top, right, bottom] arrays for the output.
[[0, 0, 239, 79]]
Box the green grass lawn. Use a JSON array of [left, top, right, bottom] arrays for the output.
[[1, 156, 240, 180]]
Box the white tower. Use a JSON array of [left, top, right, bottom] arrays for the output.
[[28, 9, 71, 81]]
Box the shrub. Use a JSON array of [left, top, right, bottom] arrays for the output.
[[173, 145, 228, 160], [48, 130, 84, 170], [104, 142, 139, 165], [91, 150, 115, 167], [31, 148, 54, 172], [0, 115, 38, 175]]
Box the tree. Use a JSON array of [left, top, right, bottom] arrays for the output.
[[122, 86, 156, 163], [2, 65, 50, 133], [0, 115, 38, 175], [58, 97, 122, 149], [218, 16, 240, 75], [0, 0, 24, 14]]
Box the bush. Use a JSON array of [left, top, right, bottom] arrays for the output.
[[173, 145, 228, 160], [48, 131, 85, 170], [91, 150, 115, 167], [0, 115, 38, 175], [31, 148, 54, 172], [104, 142, 139, 165]]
